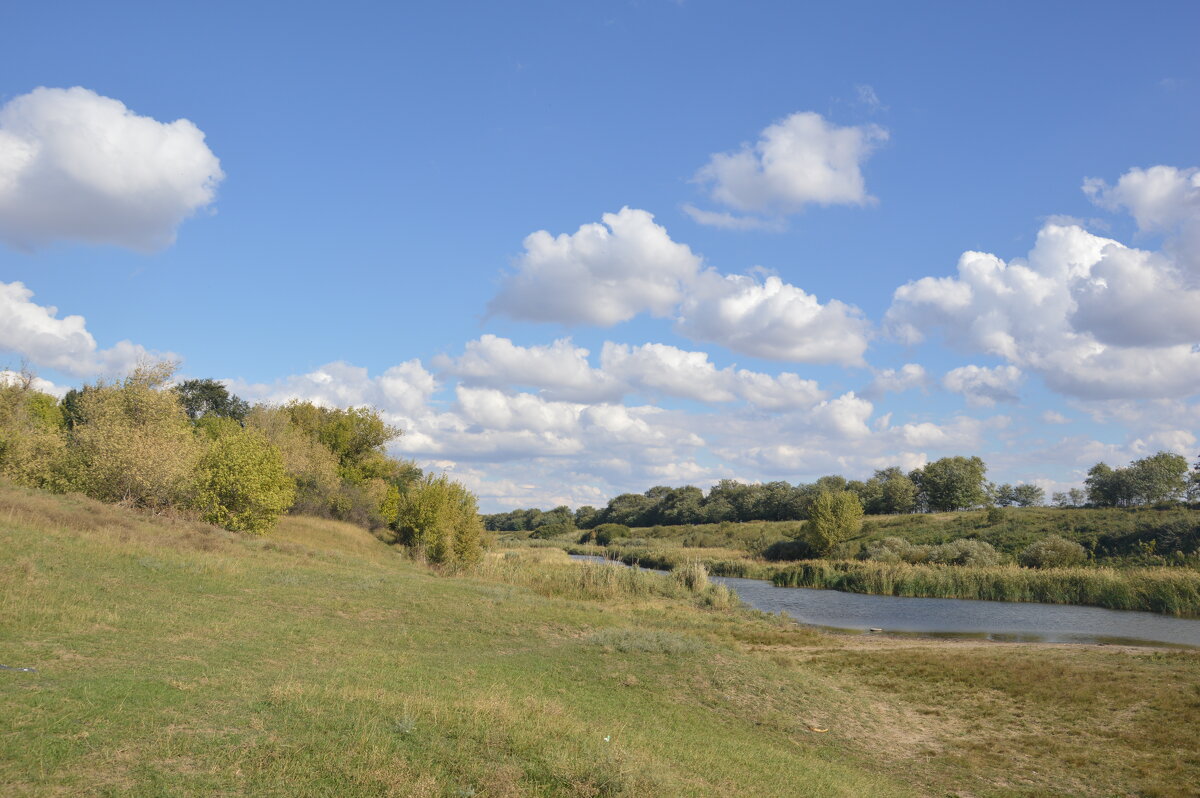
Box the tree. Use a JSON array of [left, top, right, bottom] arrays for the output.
[[1086, 453, 1189, 507], [658, 486, 705, 525], [246, 405, 341, 513], [879, 471, 919, 514], [1052, 488, 1086, 508], [1128, 452, 1189, 504], [193, 420, 295, 534], [804, 491, 863, 556], [175, 378, 249, 422], [0, 370, 67, 490], [65, 362, 202, 510], [915, 456, 988, 512], [282, 401, 401, 478], [394, 473, 485, 567], [993, 483, 1017, 507], [600, 492, 654, 527], [1012, 484, 1045, 507], [574, 505, 600, 529]]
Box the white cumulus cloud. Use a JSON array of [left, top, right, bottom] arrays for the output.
[[688, 111, 887, 226], [0, 280, 166, 376], [884, 168, 1200, 401], [677, 271, 871, 365], [0, 87, 223, 251], [943, 365, 1023, 407], [433, 335, 620, 403], [488, 207, 702, 325], [434, 335, 827, 410]]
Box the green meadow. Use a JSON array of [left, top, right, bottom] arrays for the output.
[[3, 483, 1200, 796]]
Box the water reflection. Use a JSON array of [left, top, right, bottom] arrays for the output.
[[569, 554, 1200, 648]]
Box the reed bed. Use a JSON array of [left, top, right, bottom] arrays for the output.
[[771, 559, 1200, 616], [474, 550, 739, 608], [564, 543, 781, 580]]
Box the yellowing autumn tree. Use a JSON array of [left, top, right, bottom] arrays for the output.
[[65, 362, 202, 509]]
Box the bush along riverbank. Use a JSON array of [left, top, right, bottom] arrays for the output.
[[770, 559, 1200, 616]]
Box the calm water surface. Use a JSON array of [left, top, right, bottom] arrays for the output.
[[568, 554, 1200, 648]]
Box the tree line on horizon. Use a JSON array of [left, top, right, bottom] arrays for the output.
[[485, 452, 1200, 533], [0, 364, 484, 567]]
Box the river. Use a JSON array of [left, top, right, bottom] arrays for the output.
[[568, 554, 1200, 647]]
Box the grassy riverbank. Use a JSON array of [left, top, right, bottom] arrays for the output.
[[563, 540, 1200, 616], [550, 505, 1200, 615], [3, 484, 1200, 796]]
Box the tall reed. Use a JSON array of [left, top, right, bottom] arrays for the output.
[[770, 560, 1200, 616]]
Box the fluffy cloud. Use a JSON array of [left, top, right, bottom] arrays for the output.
[[676, 271, 871, 365], [487, 210, 870, 365], [943, 365, 1023, 407], [230, 360, 438, 418], [0, 280, 164, 376], [433, 335, 620, 402], [689, 111, 887, 226], [0, 87, 223, 251], [434, 335, 826, 410], [885, 169, 1200, 400], [225, 352, 1039, 511], [599, 341, 826, 409], [863, 363, 927, 397], [1083, 165, 1200, 270], [488, 207, 702, 325]]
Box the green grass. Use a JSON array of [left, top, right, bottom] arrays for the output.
[[3, 483, 1200, 796]]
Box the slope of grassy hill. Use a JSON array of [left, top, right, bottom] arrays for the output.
[[2, 483, 1199, 796]]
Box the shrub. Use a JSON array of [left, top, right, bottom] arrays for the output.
[[863, 537, 999, 566], [804, 491, 863, 556], [590, 523, 631, 545], [862, 537, 909, 564], [928, 538, 1001, 566], [762, 538, 818, 562], [394, 473, 486, 567], [65, 363, 202, 510], [0, 373, 67, 491], [530, 521, 572, 539], [1019, 535, 1087, 568], [193, 421, 295, 535]]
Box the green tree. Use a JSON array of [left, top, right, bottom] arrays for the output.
[[193, 419, 295, 534], [804, 491, 863, 556], [1012, 484, 1045, 507], [1128, 452, 1189, 504], [283, 401, 401, 477], [394, 473, 485, 567], [601, 492, 654, 527], [0, 371, 68, 490], [915, 456, 988, 512], [245, 405, 342, 512], [175, 378, 250, 422]]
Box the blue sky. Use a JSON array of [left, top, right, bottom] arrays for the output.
[[1, 0, 1197, 510]]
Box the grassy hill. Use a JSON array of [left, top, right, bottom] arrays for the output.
[[2, 483, 1199, 796]]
